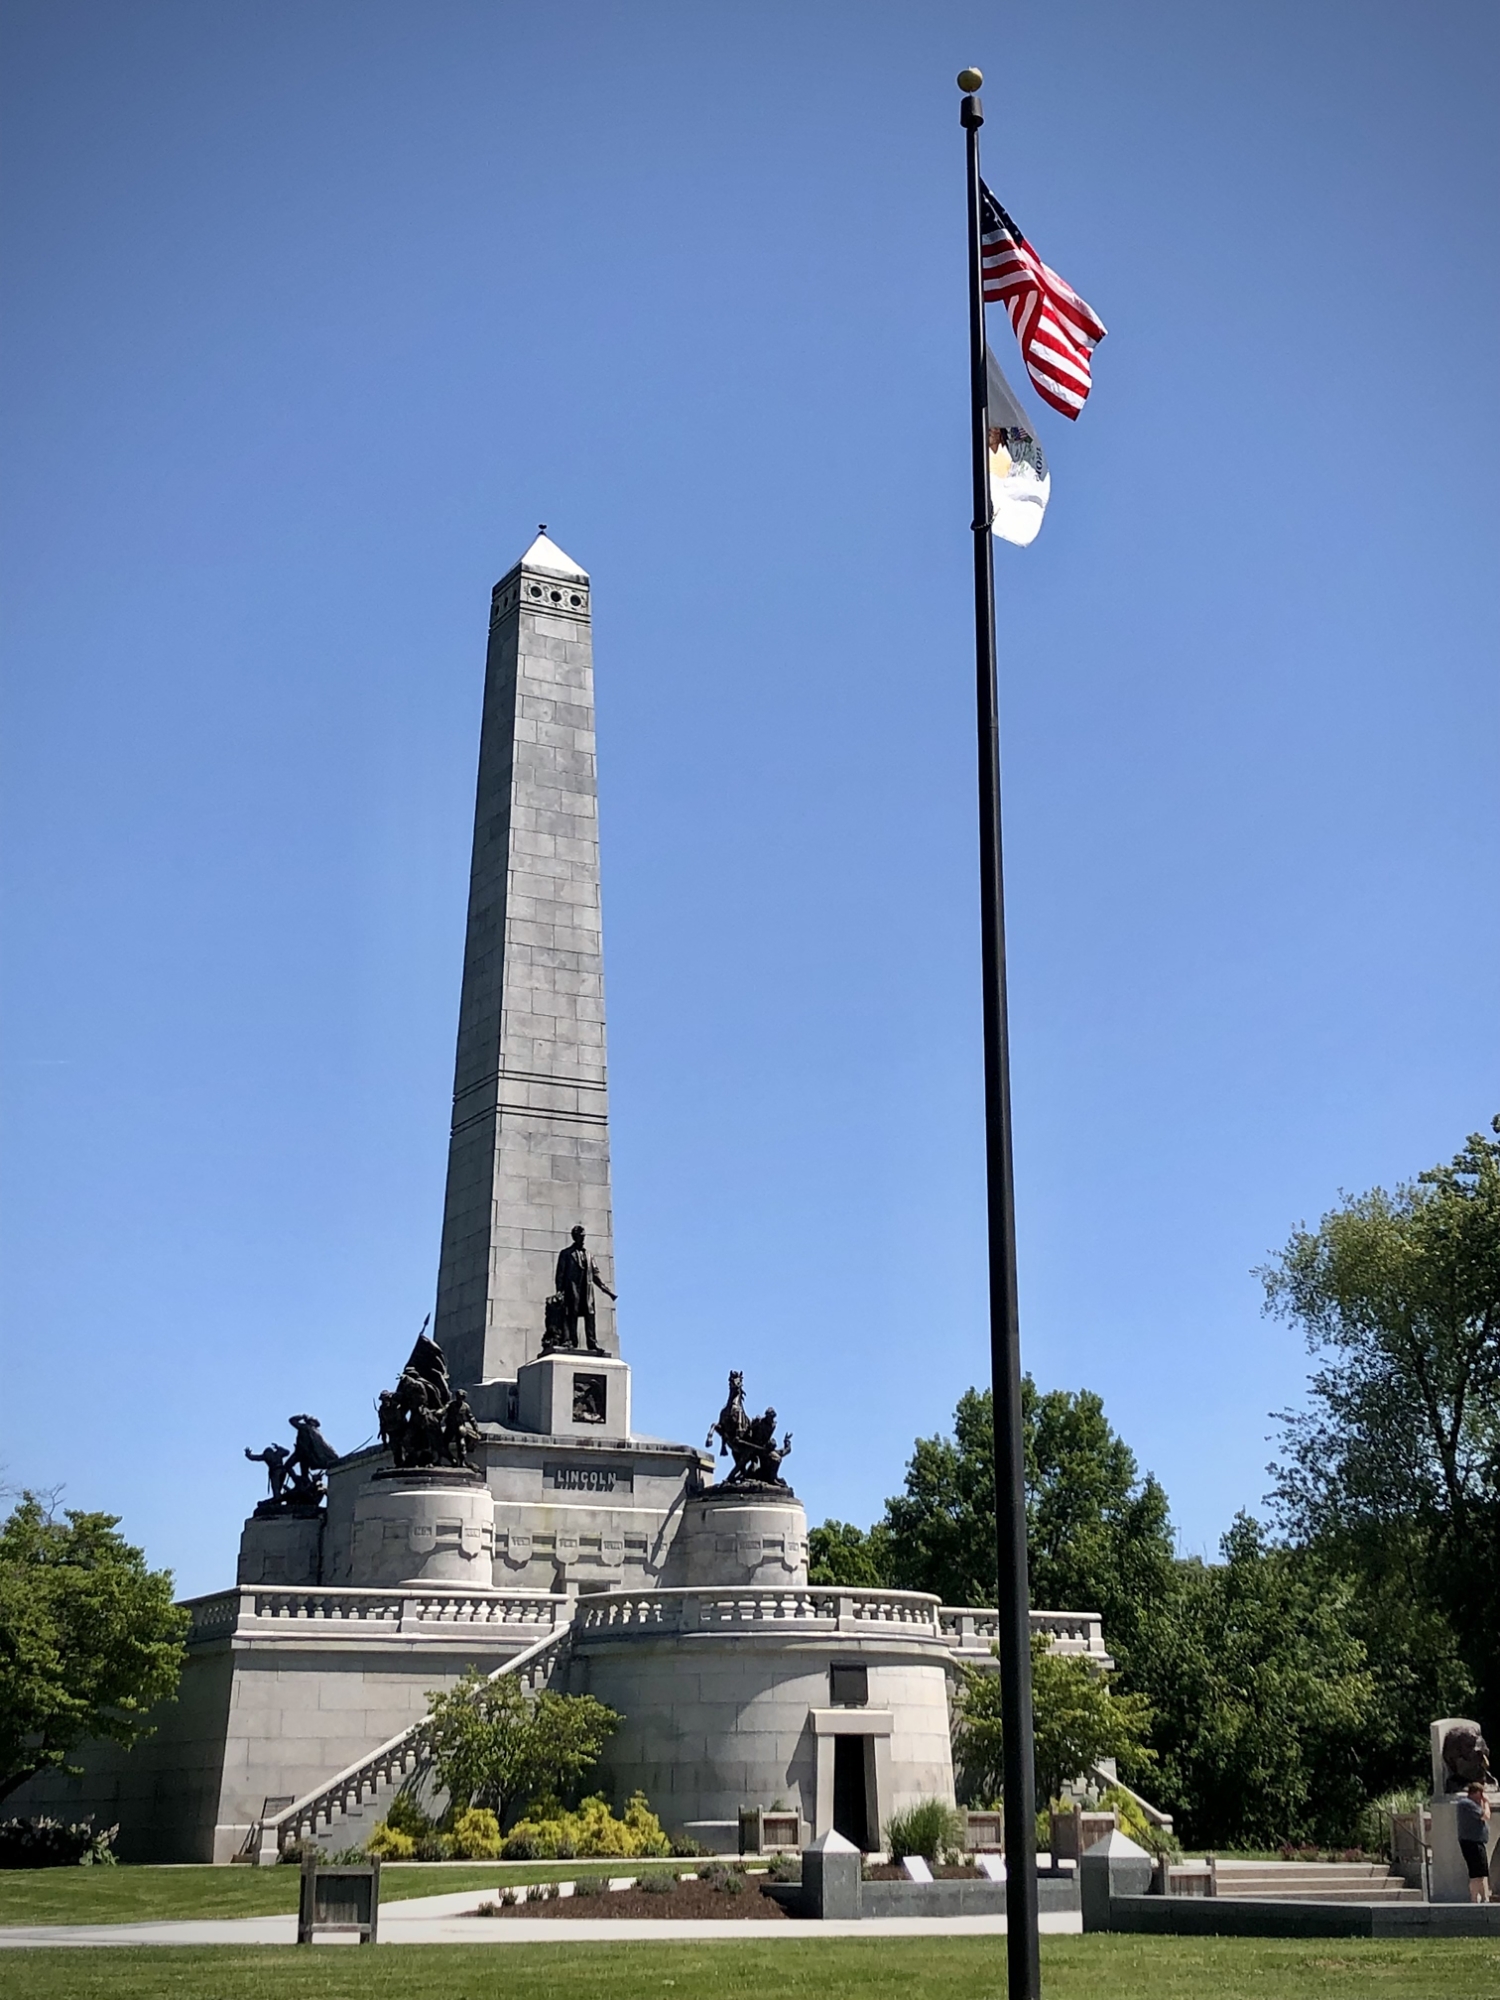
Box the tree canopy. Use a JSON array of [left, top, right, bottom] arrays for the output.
[[952, 1636, 1155, 1811], [0, 1494, 188, 1803], [419, 1669, 619, 1826], [1265, 1117, 1500, 1728]]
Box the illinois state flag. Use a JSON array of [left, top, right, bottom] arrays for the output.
[[986, 348, 1050, 548]]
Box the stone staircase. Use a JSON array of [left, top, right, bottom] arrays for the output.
[[241, 1619, 573, 1862], [1201, 1858, 1421, 1902]]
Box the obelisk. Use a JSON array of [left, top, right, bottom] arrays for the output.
[[432, 531, 616, 1400]]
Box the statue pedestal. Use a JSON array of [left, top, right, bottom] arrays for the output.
[[349, 1468, 494, 1586], [237, 1507, 324, 1586], [677, 1486, 808, 1587], [516, 1352, 631, 1441]]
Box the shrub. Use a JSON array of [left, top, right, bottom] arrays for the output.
[[670, 1834, 707, 1857], [384, 1793, 435, 1839], [767, 1852, 800, 1881], [413, 1834, 448, 1862], [885, 1799, 967, 1863], [448, 1807, 503, 1861], [365, 1821, 416, 1861], [502, 1790, 670, 1860], [639, 1870, 676, 1894], [1096, 1784, 1177, 1859], [1356, 1788, 1426, 1856], [572, 1873, 602, 1898], [0, 1817, 118, 1869]]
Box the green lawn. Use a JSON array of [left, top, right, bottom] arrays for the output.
[[0, 1938, 1497, 1999], [0, 1860, 686, 1928]]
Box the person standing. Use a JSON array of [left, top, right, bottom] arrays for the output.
[[1455, 1782, 1492, 1902]]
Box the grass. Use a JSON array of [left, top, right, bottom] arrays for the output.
[[0, 1937, 1496, 1998], [0, 1859, 687, 1928]]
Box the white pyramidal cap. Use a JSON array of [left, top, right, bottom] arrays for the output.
[[805, 1828, 860, 1853], [517, 530, 588, 580]]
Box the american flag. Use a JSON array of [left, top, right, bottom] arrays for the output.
[[980, 183, 1106, 420]]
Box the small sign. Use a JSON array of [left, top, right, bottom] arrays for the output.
[[977, 1852, 1006, 1881], [544, 1462, 633, 1493], [901, 1854, 933, 1883]]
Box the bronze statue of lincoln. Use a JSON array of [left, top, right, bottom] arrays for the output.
[[554, 1224, 616, 1353]]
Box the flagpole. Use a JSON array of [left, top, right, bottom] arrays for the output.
[[958, 67, 1041, 2000]]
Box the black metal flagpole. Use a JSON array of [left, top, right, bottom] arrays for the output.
[[958, 65, 1041, 2000]]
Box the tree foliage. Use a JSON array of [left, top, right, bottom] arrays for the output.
[[1265, 1118, 1500, 1727], [1142, 1516, 1377, 1847], [0, 1494, 188, 1803], [807, 1519, 893, 1588], [952, 1636, 1155, 1810], [418, 1669, 619, 1826]]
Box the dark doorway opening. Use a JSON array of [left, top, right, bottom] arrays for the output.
[[832, 1735, 869, 1850]]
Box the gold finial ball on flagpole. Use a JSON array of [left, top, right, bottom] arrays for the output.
[[957, 67, 983, 91]]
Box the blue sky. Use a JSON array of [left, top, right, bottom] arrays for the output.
[[2, 1, 1496, 1600]]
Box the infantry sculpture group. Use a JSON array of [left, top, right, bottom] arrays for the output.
[[376, 1319, 481, 1471]]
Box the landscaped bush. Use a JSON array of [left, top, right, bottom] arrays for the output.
[[364, 1821, 416, 1860], [500, 1790, 670, 1860], [639, 1869, 676, 1894], [384, 1793, 436, 1839], [0, 1817, 117, 1869], [884, 1799, 967, 1863], [1096, 1784, 1177, 1858], [447, 1806, 503, 1860]]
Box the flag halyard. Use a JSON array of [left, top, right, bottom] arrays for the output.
[[980, 183, 1106, 420]]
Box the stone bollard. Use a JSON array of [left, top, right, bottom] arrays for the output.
[[801, 1829, 862, 1920], [1079, 1829, 1153, 1932]]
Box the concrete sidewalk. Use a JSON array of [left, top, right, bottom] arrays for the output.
[[0, 1880, 1084, 1947]]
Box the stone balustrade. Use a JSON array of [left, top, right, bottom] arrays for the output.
[[938, 1605, 1114, 1667], [575, 1585, 949, 1641], [186, 1585, 567, 1645]]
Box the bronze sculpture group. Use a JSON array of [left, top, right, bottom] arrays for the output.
[[376, 1319, 481, 1472], [707, 1370, 793, 1490], [245, 1414, 340, 1513]]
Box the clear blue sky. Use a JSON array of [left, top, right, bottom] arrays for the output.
[[2, 1, 1496, 1600]]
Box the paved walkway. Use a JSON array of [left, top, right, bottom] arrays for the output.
[[0, 1882, 1083, 1948]]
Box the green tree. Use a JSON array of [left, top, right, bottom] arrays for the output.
[[878, 1382, 1178, 1684], [807, 1519, 893, 1588], [1265, 1118, 1500, 1730], [0, 1493, 188, 1803], [419, 1669, 619, 1826], [1145, 1516, 1377, 1848], [952, 1636, 1155, 1809]]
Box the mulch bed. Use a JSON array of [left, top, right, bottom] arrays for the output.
[[477, 1877, 792, 1921]]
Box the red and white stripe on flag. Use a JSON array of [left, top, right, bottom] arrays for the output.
[[980, 184, 1105, 420]]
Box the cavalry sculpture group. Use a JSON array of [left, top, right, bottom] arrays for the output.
[[707, 1370, 793, 1490]]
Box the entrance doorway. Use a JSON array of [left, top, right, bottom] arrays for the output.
[[832, 1734, 870, 1849]]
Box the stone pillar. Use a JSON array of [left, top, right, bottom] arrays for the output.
[[348, 1471, 494, 1586], [236, 1509, 324, 1586], [801, 1829, 862, 1919], [675, 1489, 809, 1587], [1079, 1828, 1153, 1931], [433, 533, 617, 1392]]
